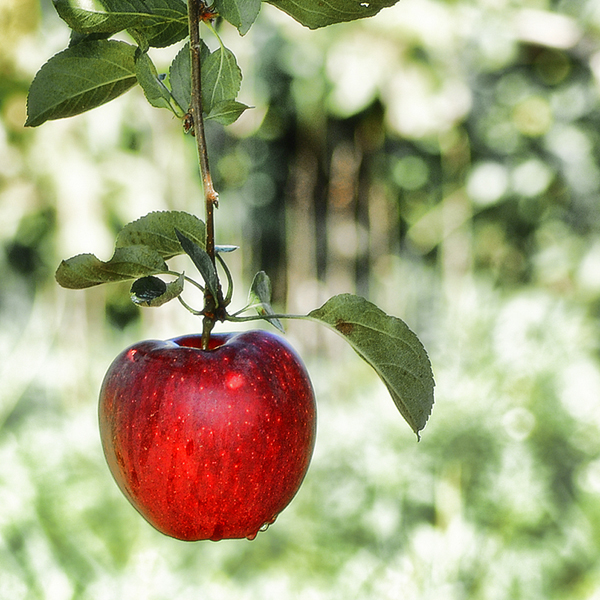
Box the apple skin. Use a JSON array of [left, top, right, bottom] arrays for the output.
[[98, 330, 316, 542]]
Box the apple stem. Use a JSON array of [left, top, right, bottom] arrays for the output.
[[188, 0, 220, 349]]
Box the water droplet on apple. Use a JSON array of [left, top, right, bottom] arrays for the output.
[[127, 349, 138, 361], [253, 516, 278, 538]]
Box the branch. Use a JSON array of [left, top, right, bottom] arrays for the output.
[[188, 0, 221, 347]]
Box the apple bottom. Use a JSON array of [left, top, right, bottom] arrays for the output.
[[99, 330, 317, 541]]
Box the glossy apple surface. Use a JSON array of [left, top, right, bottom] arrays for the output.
[[98, 330, 316, 541]]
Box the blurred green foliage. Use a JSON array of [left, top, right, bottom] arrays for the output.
[[2, 0, 600, 598]]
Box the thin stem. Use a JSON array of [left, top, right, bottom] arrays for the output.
[[188, 0, 220, 348], [155, 269, 205, 293], [227, 313, 308, 323], [178, 296, 203, 316], [216, 253, 234, 306]]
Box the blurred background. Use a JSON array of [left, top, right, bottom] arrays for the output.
[[2, 0, 600, 598]]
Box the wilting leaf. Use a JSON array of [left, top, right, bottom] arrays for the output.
[[56, 246, 168, 289], [130, 273, 184, 307]]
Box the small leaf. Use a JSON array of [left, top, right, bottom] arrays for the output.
[[56, 245, 168, 289], [202, 45, 242, 114], [115, 211, 206, 260], [249, 271, 284, 332], [25, 40, 137, 127], [215, 245, 239, 253], [309, 294, 434, 437], [168, 42, 244, 121], [206, 100, 249, 125], [213, 0, 261, 35], [265, 0, 400, 29], [135, 50, 176, 112], [130, 273, 184, 307], [175, 230, 220, 303]]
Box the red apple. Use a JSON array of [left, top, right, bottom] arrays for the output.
[[98, 330, 316, 541]]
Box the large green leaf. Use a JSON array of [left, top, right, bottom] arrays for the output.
[[53, 0, 188, 48], [56, 246, 168, 289], [309, 294, 434, 437], [25, 40, 137, 127], [265, 0, 401, 29], [213, 0, 261, 35], [115, 211, 206, 259], [133, 0, 189, 47], [202, 45, 242, 114]]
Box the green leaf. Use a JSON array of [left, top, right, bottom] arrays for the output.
[[309, 294, 434, 437], [213, 0, 261, 35], [202, 45, 242, 114], [135, 50, 177, 113], [265, 0, 401, 29], [53, 0, 188, 48], [130, 273, 184, 307], [249, 271, 284, 332], [168, 41, 192, 113], [69, 30, 112, 47], [54, 0, 142, 34], [174, 230, 220, 304], [115, 211, 206, 260], [56, 246, 168, 289], [206, 100, 249, 125], [168, 42, 245, 122], [168, 40, 212, 113], [25, 40, 137, 127], [135, 0, 189, 48]]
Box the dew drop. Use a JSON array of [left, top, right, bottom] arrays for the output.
[[210, 523, 224, 541]]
